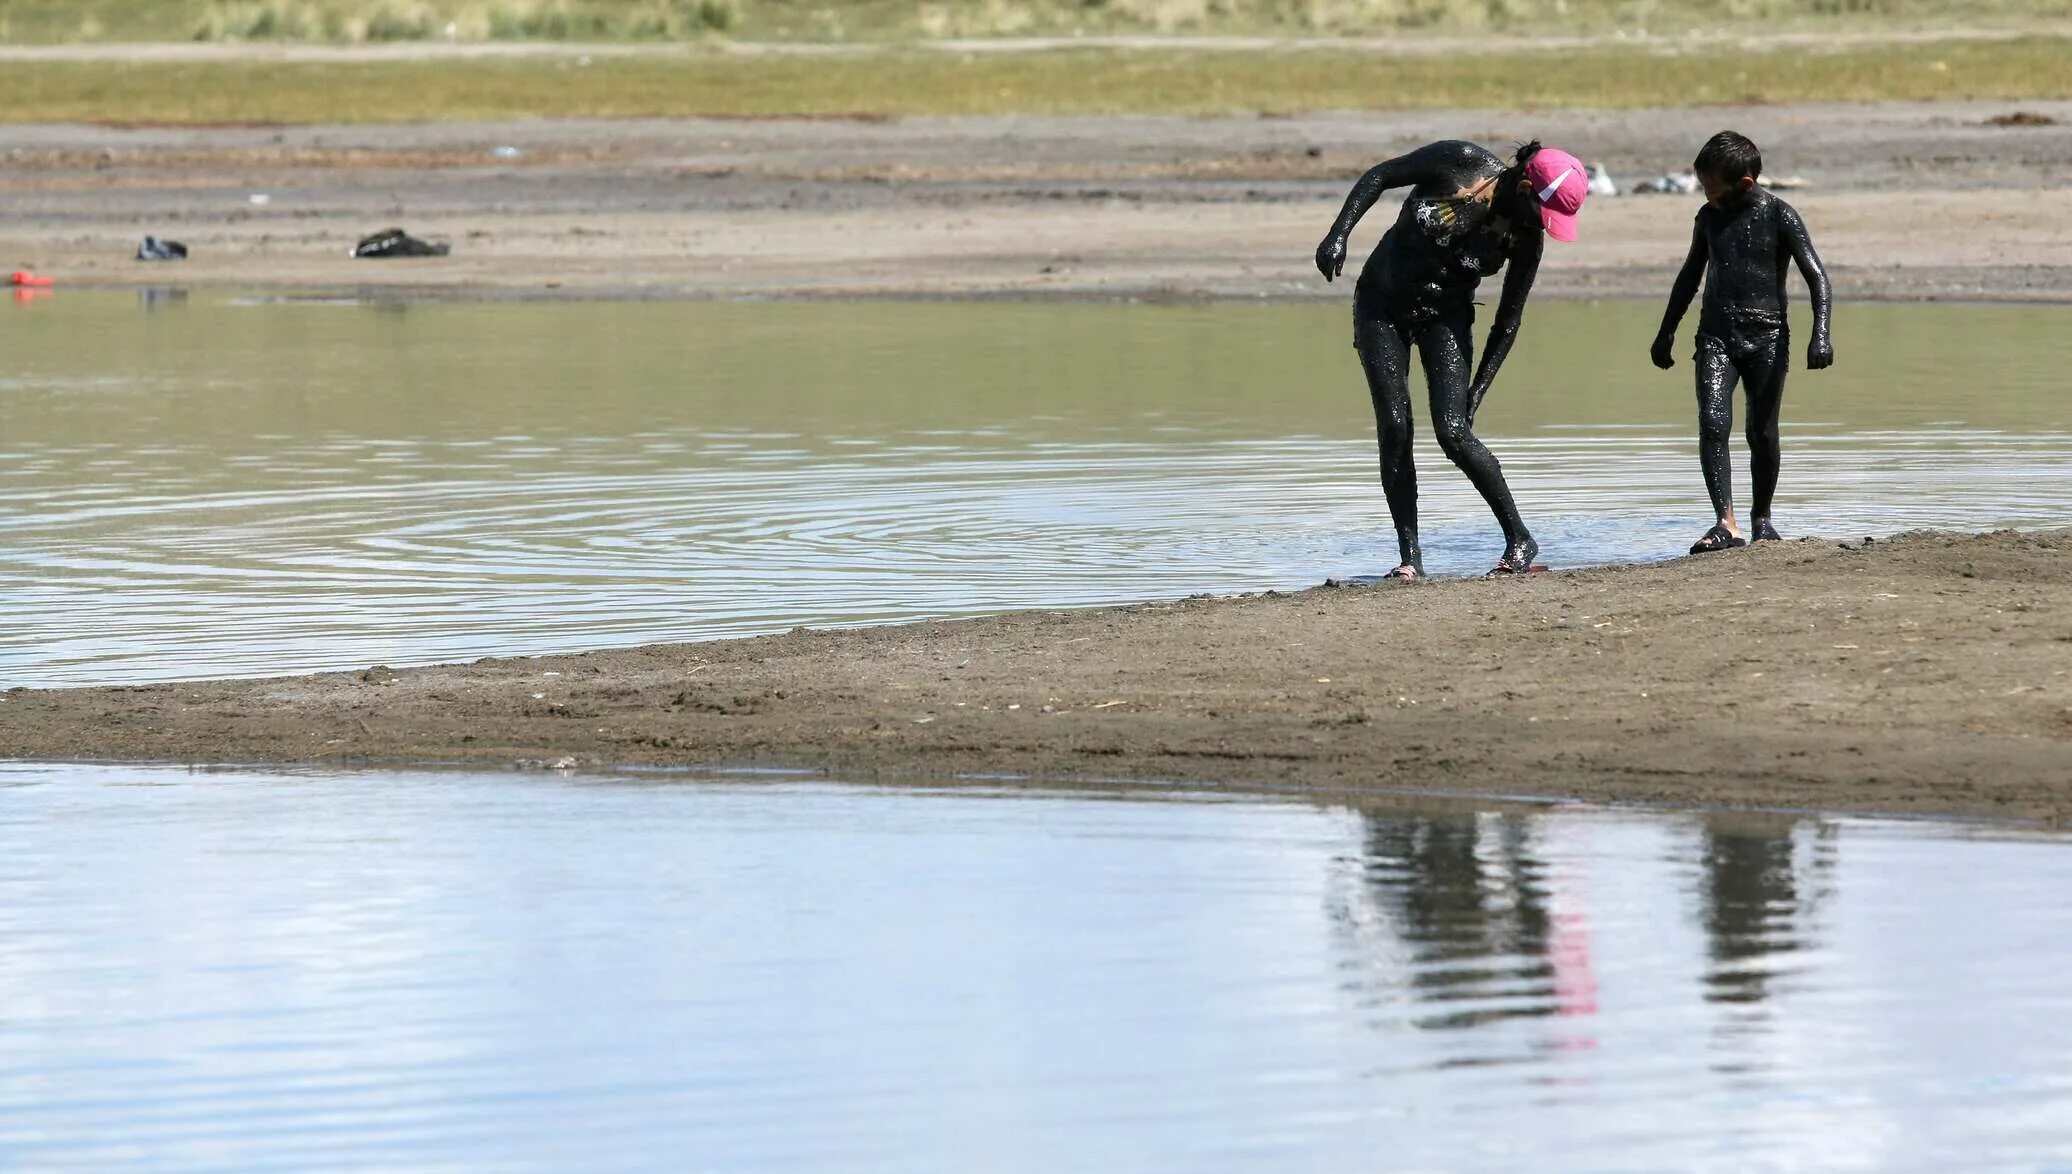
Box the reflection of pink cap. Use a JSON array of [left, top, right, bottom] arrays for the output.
[[1525, 148, 1589, 242]]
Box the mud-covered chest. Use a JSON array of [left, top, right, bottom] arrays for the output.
[[1411, 195, 1512, 275]]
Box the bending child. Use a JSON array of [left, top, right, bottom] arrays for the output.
[[1652, 130, 1833, 554]]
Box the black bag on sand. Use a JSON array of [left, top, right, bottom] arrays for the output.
[[136, 236, 188, 261], [352, 228, 451, 258]]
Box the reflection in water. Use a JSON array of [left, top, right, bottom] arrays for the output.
[[1694, 814, 1840, 1087], [1700, 814, 1822, 1006], [1341, 811, 1849, 1048], [1, 767, 2070, 1169], [135, 287, 187, 313], [1355, 812, 1556, 1032]]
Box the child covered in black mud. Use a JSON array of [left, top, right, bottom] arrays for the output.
[[1651, 131, 1833, 554]]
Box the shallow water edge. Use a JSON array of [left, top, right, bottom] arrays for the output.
[[5, 528, 2068, 822], [10, 293, 2066, 688]]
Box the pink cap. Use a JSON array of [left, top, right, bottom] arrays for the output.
[[1525, 147, 1589, 242]]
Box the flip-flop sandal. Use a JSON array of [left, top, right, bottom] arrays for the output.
[[1381, 565, 1425, 582], [1750, 520, 1782, 543], [1483, 563, 1550, 578], [1689, 525, 1747, 554]]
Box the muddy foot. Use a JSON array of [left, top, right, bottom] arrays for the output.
[[1689, 525, 1747, 554], [1485, 537, 1540, 578]]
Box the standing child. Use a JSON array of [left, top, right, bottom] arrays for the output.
[[1651, 130, 1833, 553]]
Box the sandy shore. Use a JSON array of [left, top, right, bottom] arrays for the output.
[[5, 530, 2067, 820], [5, 100, 2071, 302], [7, 101, 2069, 817]]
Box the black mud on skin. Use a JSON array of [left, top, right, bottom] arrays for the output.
[[1315, 140, 1549, 578], [1655, 186, 1834, 540]]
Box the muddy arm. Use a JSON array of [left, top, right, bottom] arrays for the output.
[[1314, 141, 1460, 281], [1467, 230, 1541, 420], [1652, 217, 1708, 367], [1782, 202, 1835, 368]]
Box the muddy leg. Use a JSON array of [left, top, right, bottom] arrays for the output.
[[1741, 330, 1790, 541], [1420, 309, 1535, 573], [1694, 334, 1742, 542], [1356, 299, 1422, 576]]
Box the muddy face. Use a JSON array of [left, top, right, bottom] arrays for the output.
[[1698, 168, 1756, 209], [1489, 172, 1540, 235]]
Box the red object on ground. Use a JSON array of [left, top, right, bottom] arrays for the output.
[[9, 271, 55, 287]]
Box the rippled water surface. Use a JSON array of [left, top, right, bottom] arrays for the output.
[[3, 294, 2067, 686], [1, 765, 2068, 1170]]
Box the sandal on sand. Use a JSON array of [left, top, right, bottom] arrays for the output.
[[1484, 538, 1544, 579], [1382, 564, 1425, 582], [1483, 562, 1550, 579], [1690, 525, 1748, 554], [1750, 519, 1782, 543]]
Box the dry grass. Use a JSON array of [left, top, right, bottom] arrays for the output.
[[189, 0, 739, 41], [2, 38, 2068, 122], [0, 0, 2067, 42]]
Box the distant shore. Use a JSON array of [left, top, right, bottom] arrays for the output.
[[6, 529, 2068, 821], [4, 101, 2069, 305]]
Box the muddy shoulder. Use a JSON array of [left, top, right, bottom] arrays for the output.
[[5, 528, 2067, 820]]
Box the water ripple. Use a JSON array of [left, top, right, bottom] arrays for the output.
[[2, 429, 2067, 687], [6, 295, 2069, 687]]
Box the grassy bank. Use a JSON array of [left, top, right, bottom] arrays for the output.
[[0, 0, 2069, 43], [5, 37, 2070, 122]]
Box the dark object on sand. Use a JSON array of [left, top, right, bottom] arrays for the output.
[[1984, 110, 2057, 127], [352, 228, 451, 258], [136, 236, 188, 261]]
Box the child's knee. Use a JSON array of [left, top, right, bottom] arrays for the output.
[[1431, 417, 1475, 458]]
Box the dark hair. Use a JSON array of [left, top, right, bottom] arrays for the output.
[[1694, 131, 1762, 184], [1495, 139, 1546, 228]]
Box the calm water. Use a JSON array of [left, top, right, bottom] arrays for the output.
[[0, 765, 2067, 1170], [2, 293, 2068, 687]]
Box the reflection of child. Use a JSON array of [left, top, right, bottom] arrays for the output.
[[1651, 131, 1833, 554]]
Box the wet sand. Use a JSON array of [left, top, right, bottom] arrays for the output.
[[5, 99, 2071, 302], [7, 100, 2069, 816], [6, 530, 2068, 820]]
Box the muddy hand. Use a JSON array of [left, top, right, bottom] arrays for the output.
[[1651, 334, 1676, 370], [1315, 235, 1346, 282], [1808, 335, 1834, 370]]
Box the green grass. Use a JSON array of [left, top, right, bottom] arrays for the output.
[[0, 0, 2069, 43], [2, 38, 2069, 122]]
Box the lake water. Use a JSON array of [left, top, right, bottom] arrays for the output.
[[0, 764, 2067, 1170], [6, 297, 2071, 1169], [2, 293, 2067, 688]]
